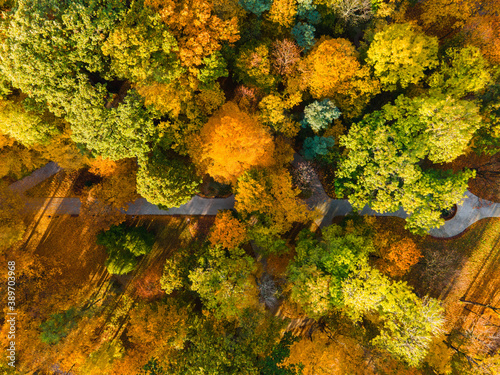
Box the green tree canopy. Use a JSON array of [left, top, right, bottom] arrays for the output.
[[384, 94, 483, 164], [167, 311, 285, 374], [67, 85, 157, 160], [0, 98, 61, 146], [429, 46, 491, 98], [136, 149, 201, 209], [188, 245, 258, 320], [97, 223, 155, 275], [337, 101, 476, 234], [287, 225, 373, 316], [102, 2, 184, 84], [342, 263, 444, 367], [0, 0, 126, 115]]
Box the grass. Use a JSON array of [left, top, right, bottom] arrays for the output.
[[368, 216, 500, 335]]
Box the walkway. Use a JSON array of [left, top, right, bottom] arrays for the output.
[[10, 161, 500, 238]]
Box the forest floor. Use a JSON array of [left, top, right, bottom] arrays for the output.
[[14, 211, 215, 316], [394, 216, 500, 348]]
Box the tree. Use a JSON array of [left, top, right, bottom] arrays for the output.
[[208, 211, 248, 249], [466, 12, 500, 64], [146, 0, 239, 67], [377, 238, 422, 277], [296, 0, 321, 24], [235, 168, 311, 235], [0, 0, 126, 115], [101, 2, 183, 84], [189, 102, 275, 184], [238, 0, 272, 16], [136, 149, 201, 208], [88, 158, 139, 209], [342, 263, 444, 366], [271, 39, 301, 76], [188, 245, 258, 320], [267, 0, 297, 27], [328, 0, 373, 25], [287, 225, 373, 317], [235, 43, 278, 92], [68, 87, 157, 161], [429, 46, 491, 98], [367, 23, 439, 90], [384, 94, 483, 164], [39, 308, 81, 345], [336, 101, 476, 234], [301, 99, 341, 133], [196, 52, 229, 89], [97, 223, 155, 275], [167, 311, 285, 374], [259, 332, 302, 375], [301, 136, 335, 160], [418, 0, 477, 33], [259, 95, 300, 138], [0, 98, 61, 146], [292, 22, 316, 51], [303, 37, 379, 116], [125, 300, 190, 370]]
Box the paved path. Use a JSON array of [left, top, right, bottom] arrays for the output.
[[8, 162, 61, 194], [125, 196, 235, 216], [10, 161, 500, 238]]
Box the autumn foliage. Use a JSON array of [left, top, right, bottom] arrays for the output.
[[208, 211, 248, 249], [145, 0, 239, 67], [303, 37, 379, 116], [190, 102, 275, 184], [378, 237, 422, 277]]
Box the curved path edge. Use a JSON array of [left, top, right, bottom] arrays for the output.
[[10, 161, 500, 238]]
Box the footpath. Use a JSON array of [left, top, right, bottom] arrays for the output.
[[10, 160, 500, 238]]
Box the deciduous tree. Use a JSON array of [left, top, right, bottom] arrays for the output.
[[190, 102, 275, 184], [342, 263, 444, 366], [146, 0, 239, 67], [0, 98, 61, 146], [303, 37, 379, 116], [208, 211, 248, 249], [189, 245, 258, 320], [97, 223, 155, 275], [301, 99, 341, 133], [337, 101, 477, 234], [287, 225, 373, 316], [235, 168, 311, 235], [136, 149, 201, 208], [429, 46, 491, 98], [102, 2, 183, 84], [367, 23, 439, 90]]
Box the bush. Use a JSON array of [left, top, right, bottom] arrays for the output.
[[97, 223, 155, 275], [40, 308, 80, 345]]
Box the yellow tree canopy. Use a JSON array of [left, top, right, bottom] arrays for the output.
[[146, 0, 239, 67], [209, 211, 248, 249], [303, 37, 379, 117], [235, 168, 311, 234], [190, 102, 275, 184], [367, 23, 439, 90]]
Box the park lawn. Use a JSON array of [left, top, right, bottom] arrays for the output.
[[10, 212, 216, 317], [372, 216, 500, 334]]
